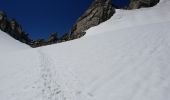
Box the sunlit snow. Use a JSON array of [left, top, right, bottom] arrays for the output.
[[0, 0, 170, 100]]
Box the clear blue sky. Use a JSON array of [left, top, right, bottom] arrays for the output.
[[0, 0, 129, 40]]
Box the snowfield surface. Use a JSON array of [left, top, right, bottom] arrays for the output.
[[86, 0, 170, 36], [0, 0, 170, 100], [0, 31, 30, 54]]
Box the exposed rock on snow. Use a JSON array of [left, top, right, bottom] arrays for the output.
[[0, 11, 32, 45], [70, 0, 115, 39], [0, 11, 8, 32], [128, 0, 160, 9]]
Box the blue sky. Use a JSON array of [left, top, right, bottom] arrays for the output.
[[113, 0, 130, 8], [0, 0, 129, 40]]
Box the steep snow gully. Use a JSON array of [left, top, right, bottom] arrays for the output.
[[0, 0, 170, 100]]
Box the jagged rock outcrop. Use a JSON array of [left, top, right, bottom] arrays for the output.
[[59, 33, 70, 42], [47, 32, 58, 43], [128, 0, 160, 9], [32, 39, 45, 47], [70, 0, 115, 39], [0, 11, 32, 45], [0, 11, 9, 32]]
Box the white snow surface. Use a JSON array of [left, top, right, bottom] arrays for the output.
[[0, 31, 30, 54], [0, 0, 170, 100]]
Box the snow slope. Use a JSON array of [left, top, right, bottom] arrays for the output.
[[86, 0, 170, 36], [0, 0, 170, 100], [0, 31, 30, 54]]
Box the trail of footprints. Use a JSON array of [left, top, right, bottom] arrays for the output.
[[38, 49, 66, 100], [21, 49, 97, 100], [37, 49, 85, 100]]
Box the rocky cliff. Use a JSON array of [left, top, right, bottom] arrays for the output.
[[128, 0, 160, 9], [69, 0, 115, 39], [0, 11, 32, 45]]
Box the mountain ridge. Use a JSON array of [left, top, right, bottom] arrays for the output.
[[0, 0, 160, 47]]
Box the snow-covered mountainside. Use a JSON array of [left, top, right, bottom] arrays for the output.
[[0, 31, 30, 54], [0, 0, 170, 100], [86, 0, 170, 36]]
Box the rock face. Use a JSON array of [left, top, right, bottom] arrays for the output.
[[128, 0, 160, 9], [70, 0, 115, 39], [0, 11, 32, 45], [0, 11, 9, 32], [47, 32, 58, 43]]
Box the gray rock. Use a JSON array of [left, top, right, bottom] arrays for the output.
[[0, 10, 32, 45], [70, 0, 115, 39], [47, 32, 58, 43], [59, 33, 70, 42], [128, 0, 160, 9], [0, 11, 8, 32]]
